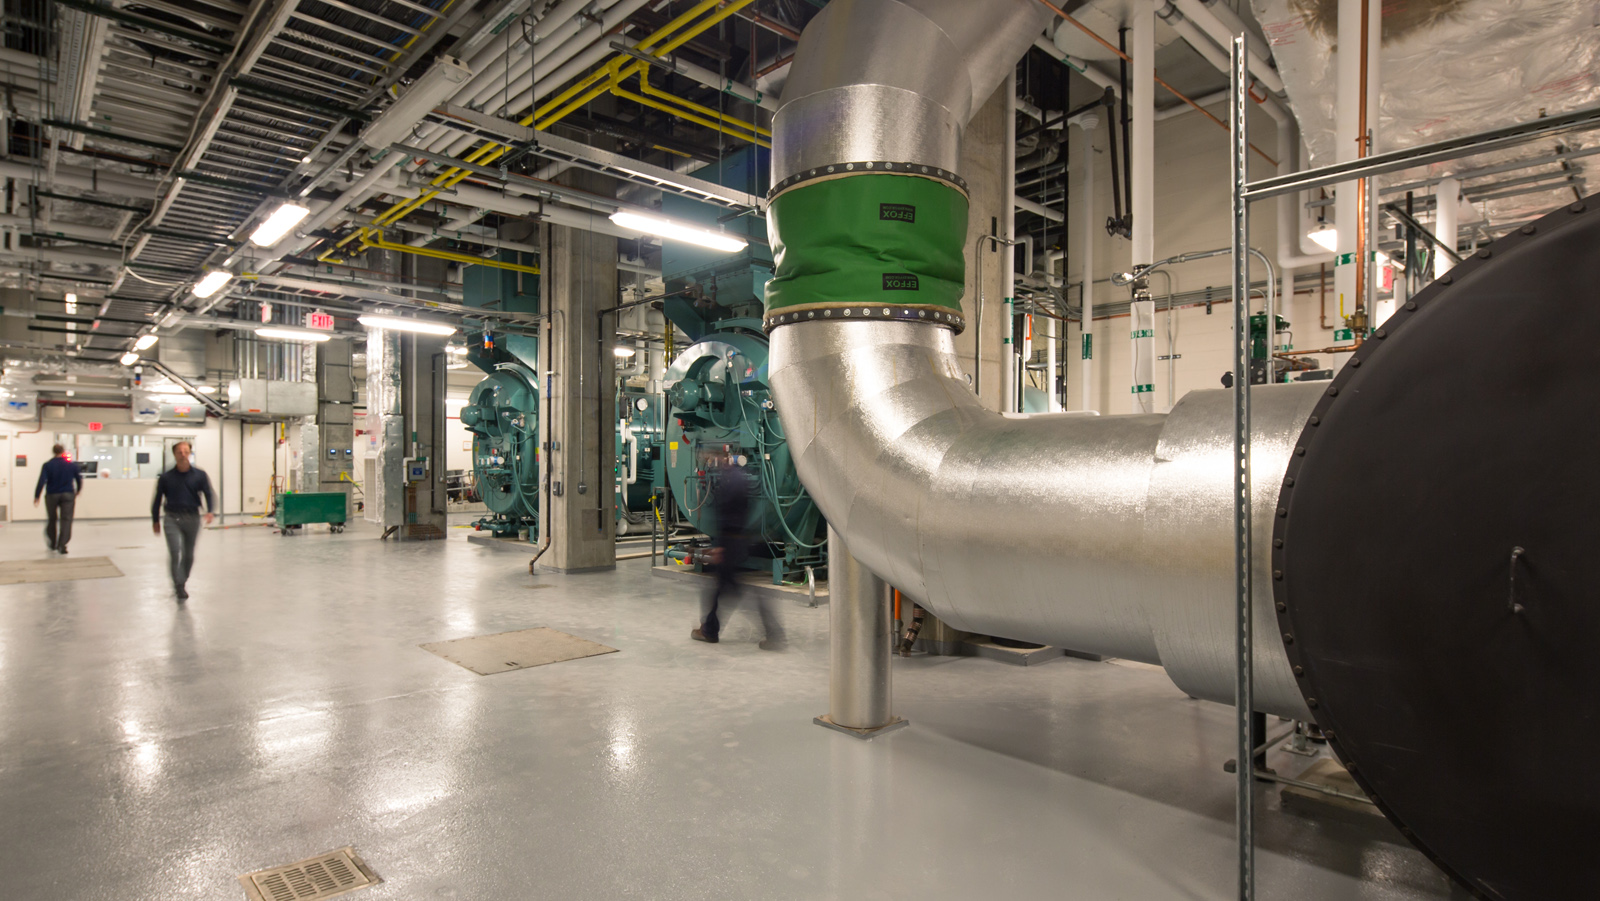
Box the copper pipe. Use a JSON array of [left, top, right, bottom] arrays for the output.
[[738, 9, 801, 41], [1353, 0, 1371, 317], [1319, 262, 1328, 329], [754, 52, 793, 79], [1036, 0, 1277, 166], [1274, 344, 1355, 358]]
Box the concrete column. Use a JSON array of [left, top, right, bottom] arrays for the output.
[[398, 328, 449, 539], [816, 526, 904, 737], [541, 168, 617, 573], [954, 84, 1007, 410]]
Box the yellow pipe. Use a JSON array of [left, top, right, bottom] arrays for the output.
[[651, 0, 756, 56], [535, 0, 718, 122], [637, 69, 769, 137], [613, 86, 769, 147], [357, 228, 540, 273]]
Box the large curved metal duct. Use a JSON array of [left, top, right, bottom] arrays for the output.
[[764, 0, 1316, 719]]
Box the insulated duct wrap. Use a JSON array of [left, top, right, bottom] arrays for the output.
[[764, 0, 1313, 718], [1253, 0, 1600, 221], [765, 174, 970, 328]]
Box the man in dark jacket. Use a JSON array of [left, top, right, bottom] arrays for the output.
[[151, 440, 216, 602], [33, 443, 83, 553], [691, 454, 785, 649]]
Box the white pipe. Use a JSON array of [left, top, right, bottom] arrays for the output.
[[1434, 177, 1460, 279], [1130, 2, 1154, 268], [625, 424, 639, 485], [1033, 35, 1121, 97], [0, 160, 159, 199], [1075, 114, 1097, 413], [1130, 1, 1155, 414], [294, 153, 406, 242], [1002, 72, 1018, 414], [1171, 0, 1283, 94], [1045, 312, 1059, 411], [1014, 194, 1064, 222]]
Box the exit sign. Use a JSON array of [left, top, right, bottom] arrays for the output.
[[1333, 328, 1354, 342], [306, 310, 335, 330], [87, 421, 103, 432]]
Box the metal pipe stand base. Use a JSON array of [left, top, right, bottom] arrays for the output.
[[813, 715, 909, 740]]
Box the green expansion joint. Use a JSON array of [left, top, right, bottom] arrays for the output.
[[765, 174, 969, 315]]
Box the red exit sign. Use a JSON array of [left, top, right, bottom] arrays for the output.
[[87, 421, 103, 432], [306, 310, 335, 331]]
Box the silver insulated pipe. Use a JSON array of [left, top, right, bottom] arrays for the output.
[[765, 0, 1317, 719]]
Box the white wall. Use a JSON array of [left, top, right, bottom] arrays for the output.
[[1, 407, 296, 521], [1045, 100, 1344, 415]]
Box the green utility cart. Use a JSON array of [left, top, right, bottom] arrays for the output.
[[274, 491, 348, 535]]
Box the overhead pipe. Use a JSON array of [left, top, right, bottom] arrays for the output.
[[1169, 0, 1282, 94], [1146, 3, 1332, 314], [1433, 177, 1460, 279], [764, 0, 1320, 721]]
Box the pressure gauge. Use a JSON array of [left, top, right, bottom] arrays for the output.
[[635, 397, 649, 412]]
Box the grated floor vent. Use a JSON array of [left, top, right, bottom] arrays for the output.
[[239, 847, 379, 901]]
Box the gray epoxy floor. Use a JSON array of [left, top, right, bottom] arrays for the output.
[[0, 517, 1464, 900]]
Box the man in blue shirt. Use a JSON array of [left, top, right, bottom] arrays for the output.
[[151, 440, 215, 602], [33, 443, 83, 554]]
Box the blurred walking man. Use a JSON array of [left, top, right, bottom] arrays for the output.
[[33, 443, 83, 553], [691, 453, 785, 650], [152, 441, 215, 602]]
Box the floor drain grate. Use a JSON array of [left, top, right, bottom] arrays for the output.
[[239, 847, 379, 901]]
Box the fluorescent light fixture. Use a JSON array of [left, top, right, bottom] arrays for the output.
[[133, 334, 159, 351], [249, 202, 311, 247], [1308, 224, 1339, 252], [613, 345, 636, 358], [445, 345, 468, 355], [119, 351, 139, 366], [357, 313, 456, 335], [362, 55, 473, 149], [198, 386, 216, 394], [65, 292, 77, 315], [609, 211, 747, 253], [192, 269, 234, 299], [147, 386, 188, 395], [257, 327, 332, 342]]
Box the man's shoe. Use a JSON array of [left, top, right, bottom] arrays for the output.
[[691, 628, 718, 643], [56, 547, 67, 555], [758, 639, 787, 651], [175, 584, 189, 602]]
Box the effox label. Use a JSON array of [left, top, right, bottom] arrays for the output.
[[882, 273, 919, 291], [879, 203, 916, 223]]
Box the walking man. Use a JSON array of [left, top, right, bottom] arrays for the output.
[[691, 453, 785, 650], [152, 440, 215, 602], [33, 443, 83, 554]]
